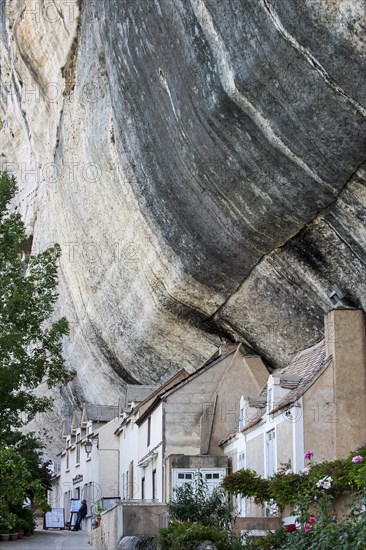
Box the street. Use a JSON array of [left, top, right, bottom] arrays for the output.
[[0, 528, 91, 549]]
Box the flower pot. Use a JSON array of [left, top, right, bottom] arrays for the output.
[[18, 531, 24, 539], [9, 533, 18, 540], [0, 533, 10, 541]]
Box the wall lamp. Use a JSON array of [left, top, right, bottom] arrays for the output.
[[84, 438, 99, 457]]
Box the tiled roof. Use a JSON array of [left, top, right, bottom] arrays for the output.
[[221, 340, 330, 442], [270, 339, 329, 414], [242, 411, 265, 432], [84, 404, 119, 422], [218, 428, 238, 446]]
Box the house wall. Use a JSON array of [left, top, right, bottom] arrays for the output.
[[137, 403, 164, 501], [304, 309, 366, 462], [164, 348, 268, 458], [209, 353, 269, 455], [276, 420, 293, 468], [164, 369, 223, 456], [326, 309, 366, 458], [303, 363, 336, 463], [119, 416, 140, 500], [98, 419, 120, 499], [246, 434, 265, 475]]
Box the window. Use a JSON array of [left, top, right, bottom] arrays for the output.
[[173, 470, 195, 491], [204, 473, 220, 480], [177, 472, 193, 480], [76, 433, 81, 465], [141, 477, 145, 500], [238, 452, 245, 470], [266, 429, 276, 477], [147, 416, 151, 447], [202, 469, 225, 495], [152, 469, 157, 500]]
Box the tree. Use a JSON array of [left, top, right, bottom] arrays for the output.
[[0, 172, 69, 440], [0, 446, 48, 533]]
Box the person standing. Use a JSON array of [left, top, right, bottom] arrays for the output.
[[72, 499, 87, 531]]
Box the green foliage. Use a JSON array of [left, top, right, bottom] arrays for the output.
[[244, 492, 366, 549], [222, 447, 366, 512], [0, 447, 49, 532], [158, 521, 242, 550], [16, 509, 36, 536], [169, 473, 235, 531], [0, 171, 69, 439], [160, 475, 243, 548], [222, 468, 270, 506]]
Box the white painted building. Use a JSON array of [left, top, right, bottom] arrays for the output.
[[49, 404, 120, 529]]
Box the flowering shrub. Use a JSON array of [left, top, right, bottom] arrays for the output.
[[316, 476, 333, 490], [223, 446, 366, 549]]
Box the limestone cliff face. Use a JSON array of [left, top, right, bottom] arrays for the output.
[[0, 1, 365, 424]]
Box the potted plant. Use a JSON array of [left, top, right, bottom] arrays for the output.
[[15, 518, 28, 539], [0, 518, 10, 542]]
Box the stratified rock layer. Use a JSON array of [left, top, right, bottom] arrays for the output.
[[0, 1, 365, 429]]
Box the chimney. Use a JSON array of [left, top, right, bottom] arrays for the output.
[[324, 308, 366, 457]]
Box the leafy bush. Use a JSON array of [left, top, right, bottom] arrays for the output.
[[222, 446, 366, 512], [160, 474, 243, 549], [169, 474, 234, 531], [221, 468, 270, 506], [243, 490, 366, 549], [158, 521, 241, 550]]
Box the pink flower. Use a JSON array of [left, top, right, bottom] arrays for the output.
[[352, 455, 363, 463], [286, 523, 297, 533], [313, 496, 317, 501], [304, 450, 314, 460], [309, 516, 316, 523], [304, 523, 311, 531]]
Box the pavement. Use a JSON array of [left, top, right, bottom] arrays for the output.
[[0, 527, 91, 549]]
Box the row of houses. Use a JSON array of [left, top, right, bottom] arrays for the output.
[[49, 308, 366, 538]]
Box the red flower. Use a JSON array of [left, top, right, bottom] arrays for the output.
[[286, 524, 297, 533]]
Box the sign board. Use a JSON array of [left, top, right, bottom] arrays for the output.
[[70, 499, 81, 513], [44, 508, 65, 529], [73, 474, 83, 485]]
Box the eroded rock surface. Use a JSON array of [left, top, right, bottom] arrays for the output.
[[0, 0, 365, 444]]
